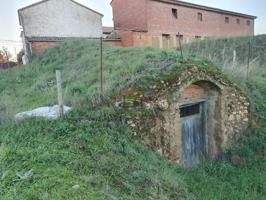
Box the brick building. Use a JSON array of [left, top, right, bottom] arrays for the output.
[[18, 0, 103, 63], [110, 0, 257, 47]]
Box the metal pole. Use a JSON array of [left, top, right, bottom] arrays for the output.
[[56, 70, 64, 117], [100, 37, 104, 98]]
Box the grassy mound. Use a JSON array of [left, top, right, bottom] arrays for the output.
[[0, 36, 265, 199], [0, 40, 179, 122], [0, 39, 225, 123]]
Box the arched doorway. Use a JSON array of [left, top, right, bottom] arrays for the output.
[[178, 80, 222, 167], [122, 66, 250, 167]]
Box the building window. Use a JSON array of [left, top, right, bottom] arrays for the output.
[[198, 13, 203, 21], [172, 8, 178, 19], [225, 17, 229, 23], [247, 20, 251, 26], [236, 18, 240, 24]]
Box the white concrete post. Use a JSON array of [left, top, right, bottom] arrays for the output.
[[56, 70, 64, 117], [233, 50, 237, 67]]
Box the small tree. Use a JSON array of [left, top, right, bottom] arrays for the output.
[[0, 47, 12, 63]]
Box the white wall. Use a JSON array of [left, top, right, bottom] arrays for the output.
[[19, 0, 102, 38]]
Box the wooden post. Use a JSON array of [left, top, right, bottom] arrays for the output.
[[56, 70, 64, 117], [247, 38, 251, 80]]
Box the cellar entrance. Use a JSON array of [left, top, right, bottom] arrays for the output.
[[180, 101, 207, 167], [178, 80, 223, 166], [119, 67, 250, 167]]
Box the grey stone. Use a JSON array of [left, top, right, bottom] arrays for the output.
[[15, 105, 72, 120]]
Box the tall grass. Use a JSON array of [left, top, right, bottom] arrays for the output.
[[0, 39, 183, 123], [183, 35, 266, 121], [0, 36, 265, 200], [183, 35, 266, 81], [0, 107, 194, 200]]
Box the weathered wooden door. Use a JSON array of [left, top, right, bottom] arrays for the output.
[[180, 102, 206, 167]]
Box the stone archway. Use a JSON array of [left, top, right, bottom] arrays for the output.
[[160, 79, 225, 166], [121, 66, 250, 167], [175, 80, 223, 166]]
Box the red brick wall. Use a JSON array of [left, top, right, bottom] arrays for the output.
[[147, 0, 254, 37], [103, 39, 123, 46], [132, 32, 150, 46], [31, 41, 60, 54], [116, 31, 150, 47], [111, 0, 255, 48], [179, 84, 205, 102], [111, 0, 148, 30], [120, 31, 134, 46]]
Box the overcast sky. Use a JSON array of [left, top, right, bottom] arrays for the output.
[[0, 0, 265, 41]]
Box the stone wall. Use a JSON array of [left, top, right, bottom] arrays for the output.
[[120, 66, 250, 165]]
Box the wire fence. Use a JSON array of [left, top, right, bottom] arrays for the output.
[[53, 35, 266, 116], [179, 35, 266, 82], [0, 35, 265, 122]]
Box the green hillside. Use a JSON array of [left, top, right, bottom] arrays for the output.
[[0, 36, 265, 200], [0, 40, 184, 122]]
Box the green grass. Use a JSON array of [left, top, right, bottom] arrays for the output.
[[0, 39, 225, 123], [182, 35, 266, 122], [0, 107, 194, 200], [0, 36, 265, 199]]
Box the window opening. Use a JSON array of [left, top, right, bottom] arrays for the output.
[[225, 17, 229, 23], [180, 104, 200, 118], [172, 8, 178, 19], [198, 13, 203, 21]]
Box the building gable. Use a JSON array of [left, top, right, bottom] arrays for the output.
[[18, 0, 103, 38], [18, 0, 103, 23]]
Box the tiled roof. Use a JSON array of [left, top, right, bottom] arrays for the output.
[[103, 27, 114, 34]]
